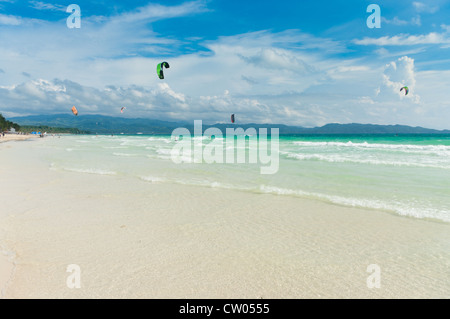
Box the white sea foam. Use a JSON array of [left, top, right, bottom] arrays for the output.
[[258, 185, 450, 222], [138, 177, 450, 222], [113, 152, 139, 157], [292, 141, 450, 155], [140, 176, 165, 183], [156, 148, 172, 155], [192, 136, 210, 141], [174, 178, 249, 191], [283, 152, 450, 169], [155, 148, 195, 162], [119, 141, 148, 147], [63, 167, 117, 176], [103, 146, 128, 149], [147, 137, 171, 143]]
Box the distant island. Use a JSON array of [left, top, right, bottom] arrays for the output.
[[1, 113, 87, 134], [9, 114, 450, 135]]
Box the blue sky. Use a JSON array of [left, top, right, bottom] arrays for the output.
[[1, 0, 450, 128]]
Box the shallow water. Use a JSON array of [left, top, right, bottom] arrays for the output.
[[42, 134, 450, 223]]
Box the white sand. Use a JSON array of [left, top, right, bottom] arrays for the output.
[[0, 253, 14, 298], [0, 139, 449, 298], [0, 134, 37, 143]]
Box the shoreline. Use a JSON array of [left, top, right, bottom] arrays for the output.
[[0, 134, 38, 143], [1, 137, 449, 298]]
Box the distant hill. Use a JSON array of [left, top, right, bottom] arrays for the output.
[[10, 114, 183, 135], [10, 114, 450, 135], [301, 123, 450, 135]]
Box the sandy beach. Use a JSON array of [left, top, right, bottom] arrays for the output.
[[0, 137, 449, 299], [0, 134, 37, 143], [0, 253, 14, 297]]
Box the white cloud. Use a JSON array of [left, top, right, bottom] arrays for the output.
[[29, 1, 66, 11], [208, 29, 346, 54], [105, 0, 210, 24], [0, 13, 22, 25], [378, 56, 419, 103], [413, 2, 439, 13], [354, 32, 450, 46], [238, 48, 316, 75], [382, 16, 421, 26], [326, 65, 370, 80], [0, 79, 192, 118], [441, 24, 450, 33]]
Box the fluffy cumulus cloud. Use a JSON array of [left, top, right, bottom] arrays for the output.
[[0, 79, 194, 119], [1, 50, 448, 128], [0, 77, 300, 124], [379, 56, 419, 103], [2, 58, 450, 129]]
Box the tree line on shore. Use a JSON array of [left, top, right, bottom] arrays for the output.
[[1, 113, 88, 134], [0, 113, 21, 132], [20, 125, 89, 134]]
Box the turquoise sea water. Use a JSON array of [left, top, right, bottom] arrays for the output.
[[43, 134, 450, 222]]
